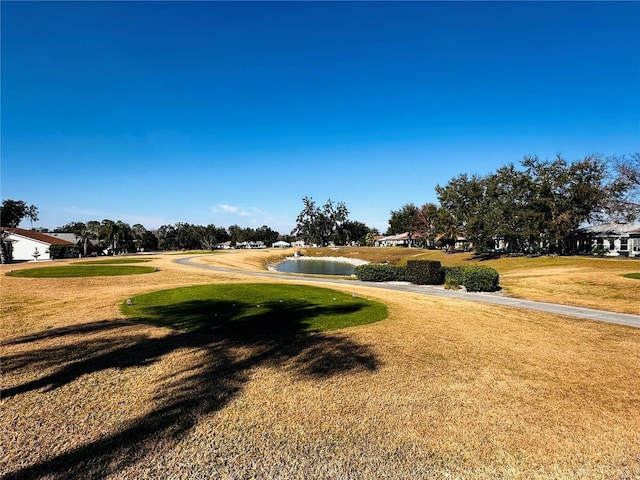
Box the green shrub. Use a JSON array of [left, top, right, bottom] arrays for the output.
[[405, 260, 443, 285], [462, 265, 500, 292], [444, 277, 461, 290], [443, 266, 466, 285], [354, 263, 406, 282]]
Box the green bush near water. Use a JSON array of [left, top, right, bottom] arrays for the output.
[[353, 263, 407, 282], [354, 260, 500, 292], [405, 260, 444, 285]]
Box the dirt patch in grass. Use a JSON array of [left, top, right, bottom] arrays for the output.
[[1, 252, 639, 479]]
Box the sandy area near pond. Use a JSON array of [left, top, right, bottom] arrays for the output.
[[2, 251, 639, 479], [281, 255, 368, 264]]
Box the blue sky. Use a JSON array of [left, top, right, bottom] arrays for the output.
[[2, 1, 639, 234]]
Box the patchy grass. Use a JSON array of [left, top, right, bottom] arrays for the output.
[[2, 252, 639, 479], [624, 272, 640, 280], [5, 265, 157, 278], [121, 283, 387, 333]]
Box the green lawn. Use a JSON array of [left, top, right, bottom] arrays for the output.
[[121, 283, 388, 333], [623, 273, 640, 280], [5, 265, 157, 278], [77, 258, 154, 264]]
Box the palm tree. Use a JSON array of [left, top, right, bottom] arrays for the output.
[[99, 220, 120, 255]]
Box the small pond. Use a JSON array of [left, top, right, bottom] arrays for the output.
[[274, 257, 366, 276]]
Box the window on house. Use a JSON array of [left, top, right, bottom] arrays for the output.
[[620, 238, 628, 251]]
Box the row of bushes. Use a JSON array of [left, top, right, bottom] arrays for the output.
[[351, 263, 407, 282], [354, 260, 500, 292]]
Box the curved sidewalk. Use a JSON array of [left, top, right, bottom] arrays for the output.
[[176, 257, 640, 329]]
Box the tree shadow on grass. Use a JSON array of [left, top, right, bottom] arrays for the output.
[[137, 298, 368, 333], [2, 300, 380, 479], [469, 252, 503, 261]]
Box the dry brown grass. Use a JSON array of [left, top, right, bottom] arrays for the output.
[[1, 252, 639, 479]]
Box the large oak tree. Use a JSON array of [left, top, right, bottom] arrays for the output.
[[293, 197, 348, 247]]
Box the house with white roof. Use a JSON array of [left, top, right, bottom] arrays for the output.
[[272, 240, 291, 248]]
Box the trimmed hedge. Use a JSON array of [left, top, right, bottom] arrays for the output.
[[406, 260, 444, 285], [461, 265, 500, 292], [443, 266, 466, 285], [354, 261, 500, 292], [443, 265, 500, 292], [354, 263, 407, 282], [444, 276, 461, 290]]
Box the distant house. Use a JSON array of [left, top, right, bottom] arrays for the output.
[[374, 232, 423, 247], [2, 228, 75, 261], [571, 222, 640, 257], [237, 241, 267, 249], [272, 240, 291, 248]]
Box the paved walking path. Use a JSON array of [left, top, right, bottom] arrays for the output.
[[176, 257, 640, 329]]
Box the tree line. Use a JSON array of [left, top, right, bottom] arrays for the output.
[[156, 223, 281, 251], [2, 153, 638, 256], [386, 154, 640, 254], [53, 222, 285, 254]]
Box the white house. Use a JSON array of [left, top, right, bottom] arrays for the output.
[[572, 222, 640, 257], [236, 241, 267, 249], [272, 240, 291, 248], [2, 228, 75, 261], [374, 232, 424, 247]]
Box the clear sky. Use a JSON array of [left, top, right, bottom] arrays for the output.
[[2, 1, 639, 234]]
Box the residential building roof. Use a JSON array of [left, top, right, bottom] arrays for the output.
[[3, 227, 74, 246], [48, 232, 79, 243], [577, 222, 640, 236], [377, 232, 423, 241]]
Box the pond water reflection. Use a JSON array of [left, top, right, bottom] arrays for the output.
[[274, 257, 365, 276]]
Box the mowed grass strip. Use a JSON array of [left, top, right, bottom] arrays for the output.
[[121, 283, 387, 333], [623, 272, 640, 279], [77, 258, 154, 265], [5, 265, 157, 278]]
